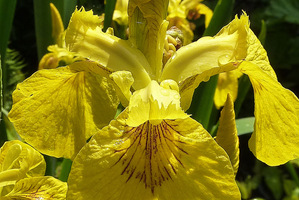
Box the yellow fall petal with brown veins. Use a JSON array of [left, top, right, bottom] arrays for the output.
[[8, 62, 119, 159], [67, 82, 240, 199], [216, 94, 239, 175], [240, 61, 299, 166], [3, 177, 67, 200]]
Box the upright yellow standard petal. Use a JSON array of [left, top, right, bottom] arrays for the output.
[[65, 7, 151, 89], [240, 61, 299, 166], [8, 62, 119, 159], [216, 94, 239, 175], [3, 177, 67, 200], [67, 110, 240, 200], [128, 0, 169, 79], [0, 140, 46, 196]]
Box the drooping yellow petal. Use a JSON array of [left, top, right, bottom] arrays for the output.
[[50, 3, 64, 47], [8, 61, 119, 159], [3, 177, 67, 200], [65, 7, 151, 90], [240, 61, 299, 166], [214, 70, 243, 109], [0, 140, 45, 196], [67, 110, 240, 200], [126, 80, 188, 127], [216, 94, 239, 175], [128, 0, 169, 79]]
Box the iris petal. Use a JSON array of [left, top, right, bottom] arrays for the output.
[[241, 61, 299, 166], [67, 111, 240, 200], [8, 62, 119, 159]]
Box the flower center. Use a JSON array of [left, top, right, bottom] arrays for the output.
[[163, 26, 184, 66]]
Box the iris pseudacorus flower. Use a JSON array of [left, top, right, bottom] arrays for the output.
[[0, 140, 66, 199], [8, 0, 299, 198]]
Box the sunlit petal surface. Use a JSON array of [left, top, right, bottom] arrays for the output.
[[241, 61, 299, 166], [67, 111, 240, 200], [8, 62, 119, 159], [126, 80, 188, 127], [67, 81, 240, 199], [65, 7, 151, 89]]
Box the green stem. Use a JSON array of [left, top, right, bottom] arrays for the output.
[[285, 162, 299, 187], [59, 159, 72, 182], [44, 155, 57, 176], [191, 75, 218, 130], [33, 0, 53, 60]]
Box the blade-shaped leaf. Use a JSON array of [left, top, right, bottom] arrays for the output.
[[235, 117, 255, 136]]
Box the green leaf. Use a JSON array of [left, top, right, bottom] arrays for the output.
[[263, 167, 283, 200], [2, 108, 20, 141], [34, 0, 54, 60], [103, 0, 117, 31], [0, 55, 2, 121], [203, 0, 235, 37], [58, 159, 72, 182], [33, 0, 77, 60], [0, 0, 17, 103], [189, 0, 235, 130], [235, 117, 255, 136]]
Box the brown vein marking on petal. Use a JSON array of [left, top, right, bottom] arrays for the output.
[[112, 120, 189, 194]]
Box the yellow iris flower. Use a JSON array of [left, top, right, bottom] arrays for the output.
[[0, 140, 66, 199], [7, 0, 299, 198]]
